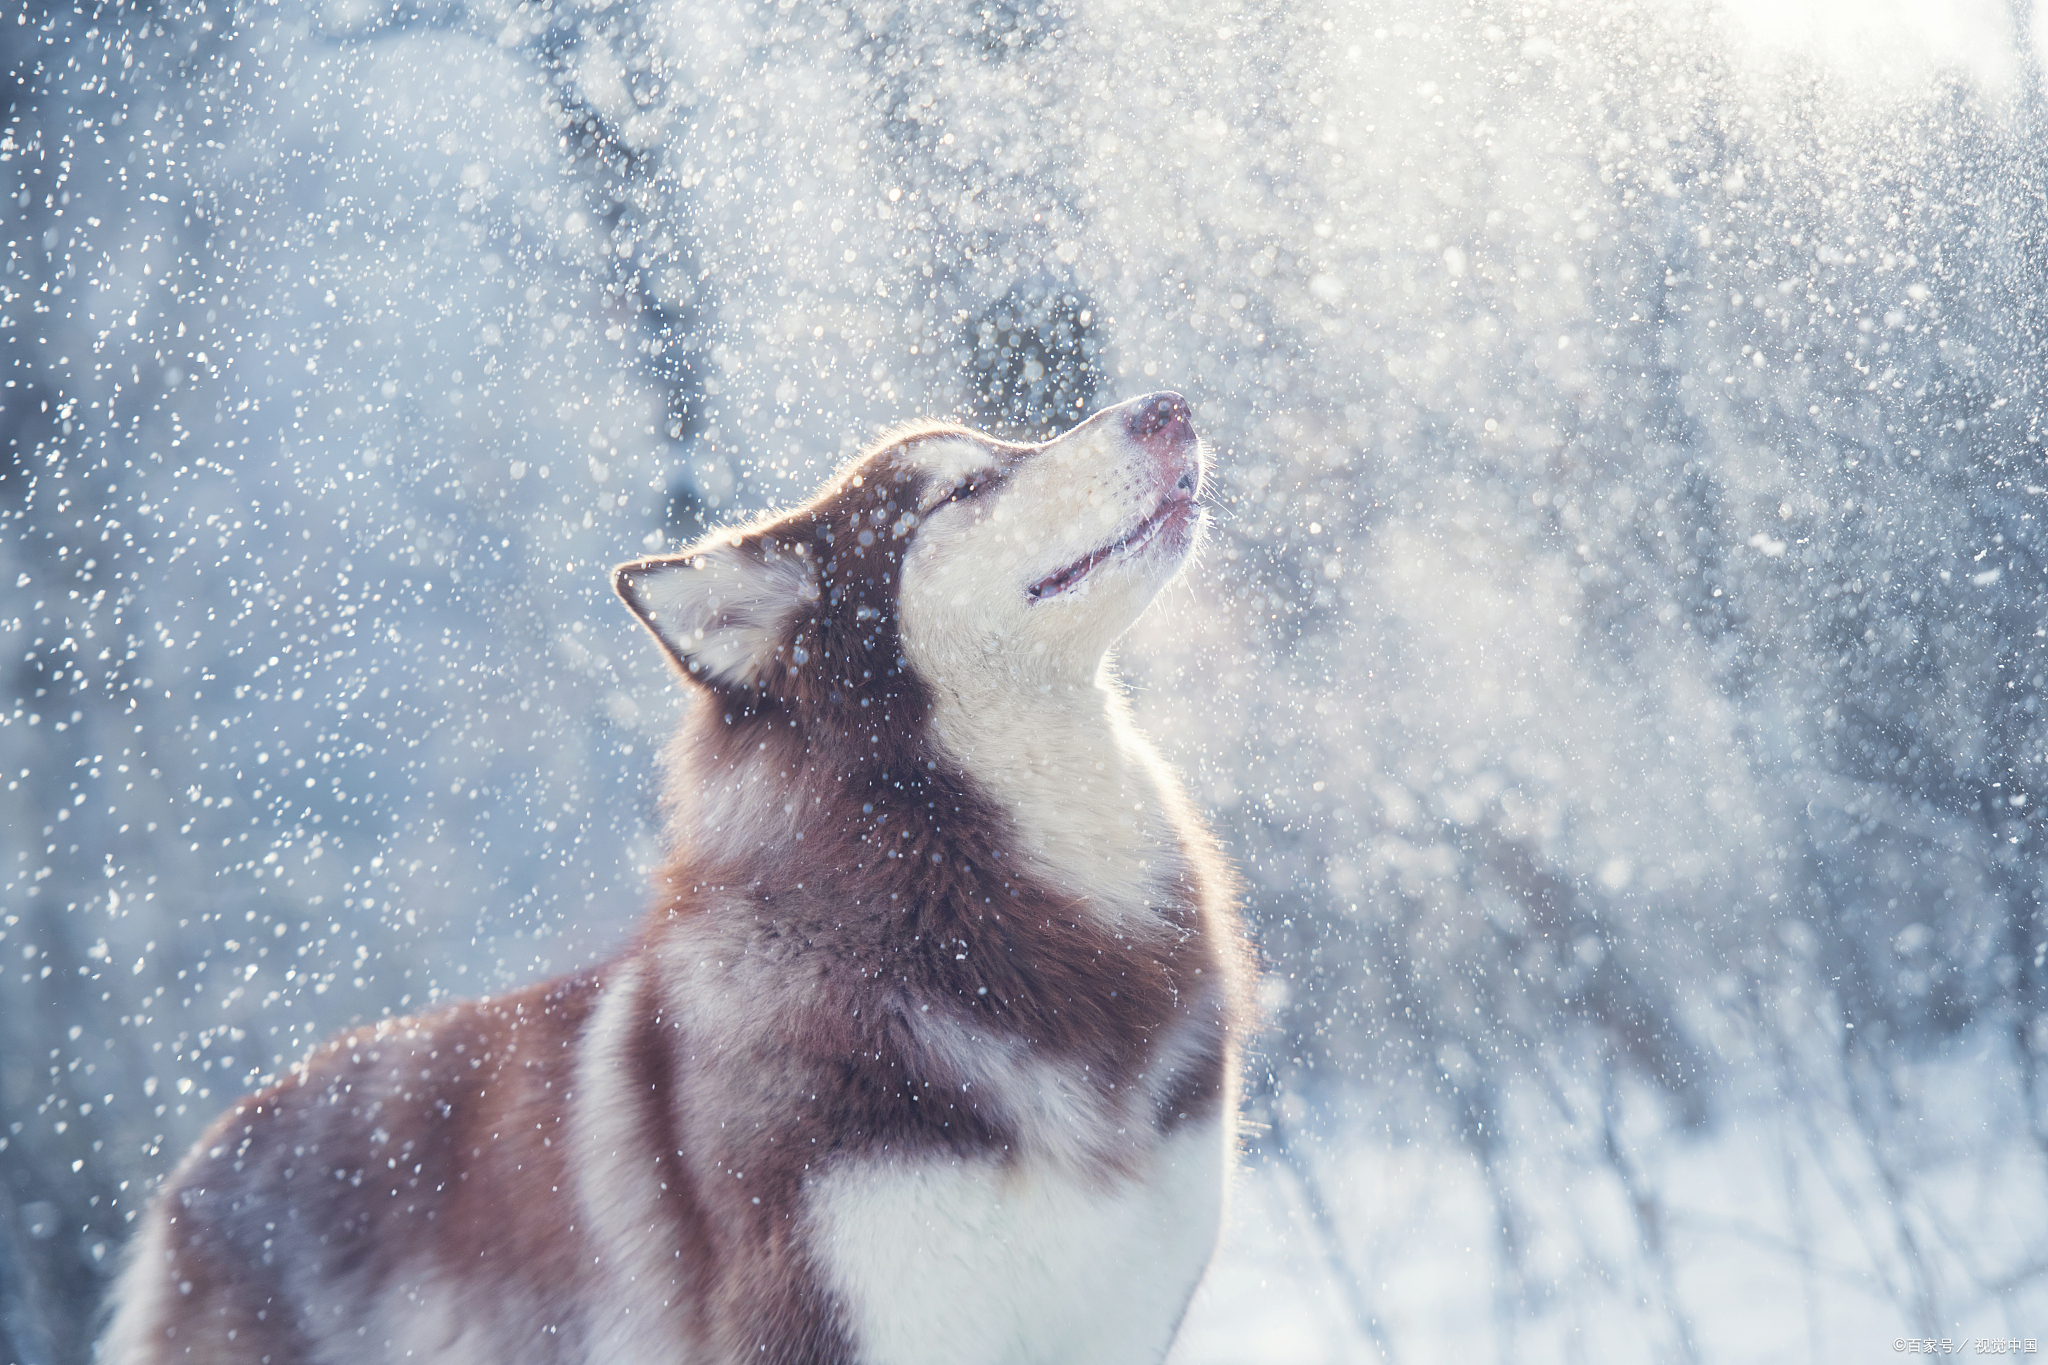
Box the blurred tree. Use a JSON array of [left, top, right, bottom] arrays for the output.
[[962, 274, 1104, 438]]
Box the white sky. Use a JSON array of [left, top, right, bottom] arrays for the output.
[[1715, 0, 2028, 90]]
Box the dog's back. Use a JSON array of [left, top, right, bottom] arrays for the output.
[[104, 393, 1247, 1365], [102, 977, 604, 1361]]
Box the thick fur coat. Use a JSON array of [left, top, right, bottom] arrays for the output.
[[101, 392, 1249, 1365]]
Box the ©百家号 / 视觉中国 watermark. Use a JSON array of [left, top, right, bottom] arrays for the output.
[[1895, 1338, 2039, 1355]]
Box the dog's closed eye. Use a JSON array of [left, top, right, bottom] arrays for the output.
[[929, 477, 989, 513]]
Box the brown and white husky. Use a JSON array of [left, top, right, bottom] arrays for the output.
[[101, 392, 1249, 1365]]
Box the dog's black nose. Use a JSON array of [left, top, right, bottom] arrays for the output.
[[1126, 391, 1194, 446]]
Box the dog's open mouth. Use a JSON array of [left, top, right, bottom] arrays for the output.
[[1028, 483, 1197, 602]]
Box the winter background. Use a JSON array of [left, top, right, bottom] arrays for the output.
[[7, 0, 2048, 1359]]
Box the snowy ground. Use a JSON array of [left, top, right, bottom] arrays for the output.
[[1178, 1041, 2048, 1364]]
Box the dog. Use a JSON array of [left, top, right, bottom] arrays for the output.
[[101, 391, 1249, 1364]]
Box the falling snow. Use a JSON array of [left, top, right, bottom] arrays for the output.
[[6, 0, 2048, 1361]]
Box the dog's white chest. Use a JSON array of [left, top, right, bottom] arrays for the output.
[[807, 1118, 1229, 1365]]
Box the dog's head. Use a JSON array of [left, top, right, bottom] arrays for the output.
[[613, 392, 1207, 707]]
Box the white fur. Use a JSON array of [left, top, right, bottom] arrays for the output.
[[98, 1209, 176, 1364], [329, 1284, 498, 1365], [624, 538, 820, 688], [805, 1119, 1229, 1365], [896, 412, 1205, 913], [927, 675, 1185, 914], [572, 958, 690, 1362], [908, 435, 1003, 488], [907, 1015, 1130, 1167]]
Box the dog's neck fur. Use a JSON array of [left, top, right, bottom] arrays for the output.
[[655, 647, 1183, 922], [922, 659, 1183, 915]]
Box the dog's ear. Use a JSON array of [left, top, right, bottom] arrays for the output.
[[614, 534, 820, 689]]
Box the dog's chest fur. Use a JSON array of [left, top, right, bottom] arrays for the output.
[[554, 683, 1235, 1364], [807, 1119, 1227, 1365], [574, 941, 1231, 1365]]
